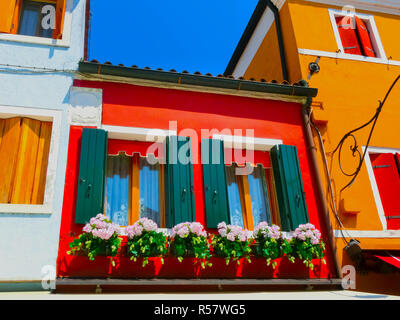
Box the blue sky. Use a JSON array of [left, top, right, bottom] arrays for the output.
[[88, 0, 259, 75]]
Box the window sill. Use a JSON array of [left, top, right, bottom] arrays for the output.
[[0, 33, 70, 48], [298, 49, 400, 67], [0, 204, 53, 215]]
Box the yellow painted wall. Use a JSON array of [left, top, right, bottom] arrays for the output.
[[289, 0, 400, 233], [244, 22, 284, 82], [238, 0, 400, 286], [244, 2, 303, 83], [290, 0, 400, 61]]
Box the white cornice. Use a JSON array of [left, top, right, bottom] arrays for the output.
[[303, 0, 400, 16]]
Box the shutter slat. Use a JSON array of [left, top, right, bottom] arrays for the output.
[[75, 128, 108, 224], [354, 16, 376, 57], [271, 145, 309, 231], [336, 16, 362, 55], [164, 136, 196, 227], [201, 139, 230, 228]]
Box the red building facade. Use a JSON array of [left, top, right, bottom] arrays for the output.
[[56, 62, 339, 289]]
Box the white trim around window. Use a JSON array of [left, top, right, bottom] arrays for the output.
[[101, 125, 177, 143], [334, 229, 400, 238], [0, 0, 75, 48], [328, 8, 387, 60], [363, 146, 400, 230], [298, 48, 400, 66], [0, 105, 62, 215], [212, 134, 283, 151]]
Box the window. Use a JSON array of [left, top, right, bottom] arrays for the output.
[[201, 139, 309, 231], [74, 129, 195, 228], [74, 129, 310, 231], [0, 0, 67, 39], [329, 10, 386, 59], [225, 163, 279, 230], [0, 117, 52, 205], [18, 1, 55, 38], [369, 152, 400, 230], [105, 152, 165, 227]]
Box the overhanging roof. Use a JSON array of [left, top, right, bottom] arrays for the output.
[[78, 60, 318, 99]]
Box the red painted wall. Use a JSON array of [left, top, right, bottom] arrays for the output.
[[56, 80, 335, 279]]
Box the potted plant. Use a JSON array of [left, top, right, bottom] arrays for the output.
[[289, 223, 326, 270], [169, 222, 212, 269], [67, 213, 122, 266], [125, 218, 168, 267], [252, 221, 292, 269], [211, 222, 252, 265]]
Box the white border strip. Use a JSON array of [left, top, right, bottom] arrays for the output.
[[102, 125, 177, 143], [334, 229, 400, 238], [298, 49, 400, 66], [213, 134, 283, 151], [232, 7, 275, 78], [0, 105, 62, 215]]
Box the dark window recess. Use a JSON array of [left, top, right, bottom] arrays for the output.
[[18, 1, 55, 38]]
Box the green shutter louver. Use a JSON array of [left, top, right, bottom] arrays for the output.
[[270, 144, 309, 231], [75, 128, 108, 224], [165, 136, 196, 227], [201, 139, 230, 228]]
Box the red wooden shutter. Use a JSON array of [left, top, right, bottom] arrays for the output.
[[336, 16, 362, 55], [370, 153, 400, 230], [355, 16, 376, 57]]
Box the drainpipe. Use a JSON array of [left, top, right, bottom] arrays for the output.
[[265, 0, 289, 81], [301, 96, 342, 279]]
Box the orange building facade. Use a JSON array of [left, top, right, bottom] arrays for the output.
[[225, 0, 400, 294]]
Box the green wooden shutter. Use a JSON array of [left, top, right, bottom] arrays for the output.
[[75, 128, 108, 224], [201, 139, 230, 228], [165, 136, 196, 227], [270, 144, 309, 231]]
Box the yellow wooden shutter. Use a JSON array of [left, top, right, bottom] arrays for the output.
[[54, 0, 66, 39], [0, 118, 22, 203], [31, 121, 53, 204], [0, 118, 52, 205], [0, 0, 17, 33], [130, 153, 140, 225], [10, 118, 42, 204]]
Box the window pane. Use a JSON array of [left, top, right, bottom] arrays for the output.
[[139, 157, 162, 226], [225, 165, 245, 228], [39, 3, 55, 38], [19, 5, 39, 36], [105, 154, 130, 226], [248, 165, 271, 226]]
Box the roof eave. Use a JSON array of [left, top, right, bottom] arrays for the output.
[[78, 61, 318, 99]]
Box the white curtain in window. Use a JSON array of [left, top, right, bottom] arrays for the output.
[[225, 165, 245, 228], [139, 157, 161, 226], [248, 165, 271, 226], [105, 155, 130, 226]]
